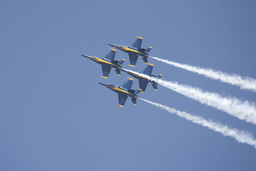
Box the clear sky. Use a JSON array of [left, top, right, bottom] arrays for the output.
[[1, 0, 256, 170]]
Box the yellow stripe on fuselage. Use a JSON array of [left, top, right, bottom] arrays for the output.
[[93, 58, 116, 66], [110, 87, 133, 96], [121, 47, 143, 55], [134, 74, 148, 79], [126, 71, 148, 79]]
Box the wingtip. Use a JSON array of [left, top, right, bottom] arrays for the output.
[[127, 77, 134, 81], [136, 36, 143, 39]]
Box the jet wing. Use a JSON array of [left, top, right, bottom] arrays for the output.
[[101, 64, 111, 78], [118, 93, 128, 107], [141, 64, 153, 75], [122, 78, 133, 90], [128, 53, 138, 67], [139, 78, 149, 93], [131, 36, 142, 49]]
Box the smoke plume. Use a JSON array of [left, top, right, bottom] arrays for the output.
[[150, 56, 256, 92], [122, 68, 256, 125], [140, 98, 256, 149]]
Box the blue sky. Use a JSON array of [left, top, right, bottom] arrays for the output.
[[1, 0, 256, 170]]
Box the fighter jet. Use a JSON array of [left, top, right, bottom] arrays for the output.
[[99, 78, 141, 107], [121, 64, 162, 93], [82, 49, 125, 78], [108, 36, 152, 67]]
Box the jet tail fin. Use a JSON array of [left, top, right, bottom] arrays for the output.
[[118, 59, 125, 66], [112, 60, 119, 65], [138, 48, 146, 52], [145, 46, 152, 53], [135, 89, 141, 95], [128, 89, 141, 95], [128, 89, 135, 94], [113, 59, 125, 66]]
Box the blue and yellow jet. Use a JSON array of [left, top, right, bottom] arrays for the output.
[[99, 78, 141, 107], [108, 36, 152, 67], [82, 49, 125, 78], [121, 64, 162, 93]]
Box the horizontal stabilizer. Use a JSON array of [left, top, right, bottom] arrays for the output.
[[142, 56, 148, 63], [131, 97, 137, 105], [115, 68, 121, 76], [156, 74, 163, 79], [151, 83, 158, 91], [152, 74, 163, 79]]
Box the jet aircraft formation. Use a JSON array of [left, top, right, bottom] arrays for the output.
[[82, 36, 162, 107]]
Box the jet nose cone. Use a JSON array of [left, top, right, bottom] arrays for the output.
[[82, 55, 90, 58], [99, 82, 106, 86], [108, 44, 117, 48]]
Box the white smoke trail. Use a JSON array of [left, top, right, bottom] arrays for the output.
[[149, 56, 256, 92], [122, 68, 256, 125], [139, 98, 256, 149]]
